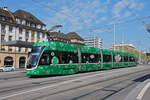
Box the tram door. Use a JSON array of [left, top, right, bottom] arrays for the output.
[[4, 56, 13, 66], [19, 57, 26, 68]]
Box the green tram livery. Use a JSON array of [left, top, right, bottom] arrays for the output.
[[26, 41, 137, 76]]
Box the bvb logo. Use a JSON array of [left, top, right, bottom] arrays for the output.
[[115, 55, 121, 62]]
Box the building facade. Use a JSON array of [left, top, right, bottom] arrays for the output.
[[84, 36, 103, 48], [110, 44, 148, 64], [110, 44, 136, 52], [0, 7, 47, 68]]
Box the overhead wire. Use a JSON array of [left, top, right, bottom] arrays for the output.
[[120, 0, 146, 25], [32, 0, 150, 35], [32, 0, 92, 32], [90, 15, 150, 32], [91, 0, 150, 32]]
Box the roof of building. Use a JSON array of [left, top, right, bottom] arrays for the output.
[[0, 8, 12, 17], [13, 9, 45, 25], [115, 44, 135, 48], [48, 32, 69, 40], [66, 32, 84, 41]]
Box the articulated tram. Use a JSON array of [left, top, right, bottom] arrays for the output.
[[26, 41, 137, 76]]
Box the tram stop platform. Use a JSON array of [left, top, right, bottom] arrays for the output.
[[125, 79, 150, 100]]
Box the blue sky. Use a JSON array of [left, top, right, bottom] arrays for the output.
[[1, 0, 150, 51]]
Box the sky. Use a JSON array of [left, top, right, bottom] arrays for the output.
[[0, 0, 150, 51]]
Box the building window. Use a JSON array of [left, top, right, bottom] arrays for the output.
[[1, 25, 6, 34], [16, 18, 20, 24], [42, 33, 45, 38], [1, 45, 5, 51], [22, 20, 25, 25], [26, 29, 29, 37], [1, 35, 5, 42], [32, 30, 35, 36], [37, 32, 40, 39], [26, 33, 29, 39], [37, 24, 41, 29], [26, 21, 30, 26], [19, 19, 22, 24], [19, 28, 22, 34], [4, 56, 13, 66], [8, 46, 12, 52], [19, 37, 22, 41], [1, 16, 5, 21], [18, 47, 21, 52], [26, 38, 28, 42], [31, 23, 35, 28], [9, 18, 12, 23], [0, 15, 3, 20], [9, 36, 12, 41], [25, 48, 28, 52], [42, 26, 46, 30], [9, 26, 13, 32]]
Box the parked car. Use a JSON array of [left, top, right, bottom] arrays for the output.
[[0, 65, 15, 72]]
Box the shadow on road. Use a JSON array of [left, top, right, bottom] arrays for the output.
[[133, 74, 150, 82]]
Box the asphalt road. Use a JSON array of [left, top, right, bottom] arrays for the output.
[[0, 65, 149, 100]]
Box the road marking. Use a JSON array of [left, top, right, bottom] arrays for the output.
[[0, 71, 109, 100], [137, 82, 150, 100], [0, 66, 148, 100]]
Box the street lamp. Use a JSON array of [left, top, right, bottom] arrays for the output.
[[47, 25, 63, 32], [147, 24, 150, 33], [46, 25, 63, 41]]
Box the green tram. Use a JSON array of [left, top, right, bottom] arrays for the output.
[[26, 41, 137, 76]]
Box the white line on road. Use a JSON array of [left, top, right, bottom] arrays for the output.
[[137, 82, 150, 100], [0, 71, 107, 100], [0, 66, 148, 100]]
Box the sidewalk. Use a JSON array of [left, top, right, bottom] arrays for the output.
[[15, 68, 26, 71]]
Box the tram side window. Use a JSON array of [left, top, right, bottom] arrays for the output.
[[61, 52, 78, 64], [81, 53, 89, 63], [113, 55, 123, 62], [113, 56, 116, 62], [89, 53, 101, 63], [103, 55, 112, 62], [81, 53, 101, 63], [124, 56, 128, 62], [54, 51, 78, 64], [71, 52, 79, 63], [120, 56, 123, 62], [129, 57, 135, 62], [39, 51, 51, 65]]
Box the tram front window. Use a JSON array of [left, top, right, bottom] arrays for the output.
[[27, 46, 44, 69]]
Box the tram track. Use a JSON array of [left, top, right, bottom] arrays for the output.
[[29, 68, 150, 100], [0, 68, 124, 93], [0, 65, 149, 100], [0, 70, 108, 95]]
